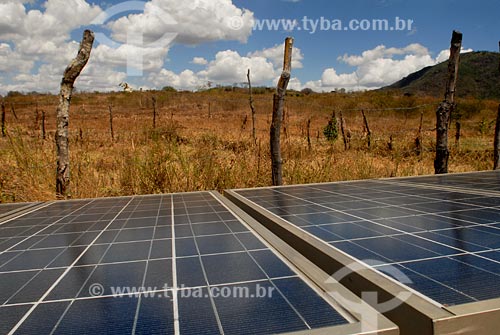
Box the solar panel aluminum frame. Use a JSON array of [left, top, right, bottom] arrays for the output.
[[215, 192, 398, 335], [225, 189, 500, 335]]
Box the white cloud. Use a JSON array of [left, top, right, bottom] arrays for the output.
[[192, 57, 208, 65], [148, 69, 204, 90], [0, 1, 477, 95], [305, 43, 474, 92], [248, 44, 304, 70], [107, 0, 254, 45], [199, 50, 277, 85], [436, 47, 474, 63], [0, 43, 34, 73], [0, 0, 256, 94], [287, 77, 303, 91]]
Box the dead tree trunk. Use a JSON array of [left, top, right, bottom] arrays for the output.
[[339, 111, 350, 150], [1, 101, 6, 137], [415, 111, 424, 156], [247, 69, 257, 145], [362, 110, 372, 149], [109, 105, 114, 141], [56, 30, 94, 199], [270, 37, 294, 186], [152, 96, 157, 129], [434, 30, 462, 174]]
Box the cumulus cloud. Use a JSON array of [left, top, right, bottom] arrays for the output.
[[148, 69, 205, 90], [199, 50, 276, 85], [107, 0, 254, 45], [0, 43, 34, 73], [146, 47, 298, 90], [0, 1, 477, 95], [248, 44, 304, 70], [305, 43, 474, 92], [0, 0, 257, 94], [192, 57, 208, 65], [435, 47, 474, 63]]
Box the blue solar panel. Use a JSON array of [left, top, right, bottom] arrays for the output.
[[0, 192, 350, 334], [233, 171, 500, 307]]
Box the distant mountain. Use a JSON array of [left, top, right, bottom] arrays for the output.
[[384, 51, 500, 99]]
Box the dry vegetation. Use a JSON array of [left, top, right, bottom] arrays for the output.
[[1, 89, 498, 203]]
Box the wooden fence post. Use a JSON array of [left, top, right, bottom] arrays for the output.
[[41, 111, 46, 141], [152, 96, 157, 129], [307, 118, 312, 151], [1, 100, 6, 137], [339, 111, 350, 150], [109, 105, 114, 141], [34, 105, 40, 135], [434, 30, 462, 174], [362, 110, 372, 149], [494, 42, 500, 170], [247, 69, 257, 145], [10, 103, 18, 120], [455, 120, 461, 148], [56, 30, 94, 199], [270, 37, 293, 186], [494, 106, 500, 170], [415, 111, 424, 156]]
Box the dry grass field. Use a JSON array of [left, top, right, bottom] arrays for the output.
[[0, 89, 498, 203]]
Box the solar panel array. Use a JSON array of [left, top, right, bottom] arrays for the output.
[[234, 171, 500, 307], [0, 192, 349, 335], [393, 170, 500, 193]]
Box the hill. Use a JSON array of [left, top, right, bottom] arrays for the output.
[[385, 51, 500, 99]]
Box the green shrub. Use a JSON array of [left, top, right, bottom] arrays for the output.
[[323, 113, 339, 142]]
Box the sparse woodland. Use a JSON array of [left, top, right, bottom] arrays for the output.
[[1, 89, 498, 203]]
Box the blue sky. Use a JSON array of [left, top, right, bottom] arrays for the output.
[[1, 0, 499, 93]]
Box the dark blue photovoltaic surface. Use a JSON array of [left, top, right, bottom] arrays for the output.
[[0, 192, 349, 334], [398, 170, 500, 193], [235, 171, 500, 306]]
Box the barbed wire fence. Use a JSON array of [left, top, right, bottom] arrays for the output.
[[0, 95, 493, 156]]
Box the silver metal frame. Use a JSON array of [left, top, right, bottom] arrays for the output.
[[225, 189, 500, 335]]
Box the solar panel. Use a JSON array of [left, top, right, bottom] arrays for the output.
[[1, 192, 394, 334], [226, 170, 500, 335], [388, 170, 500, 193]]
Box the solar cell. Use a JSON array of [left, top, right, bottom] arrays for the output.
[[231, 178, 500, 305], [1, 192, 387, 335], [227, 171, 500, 335]]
